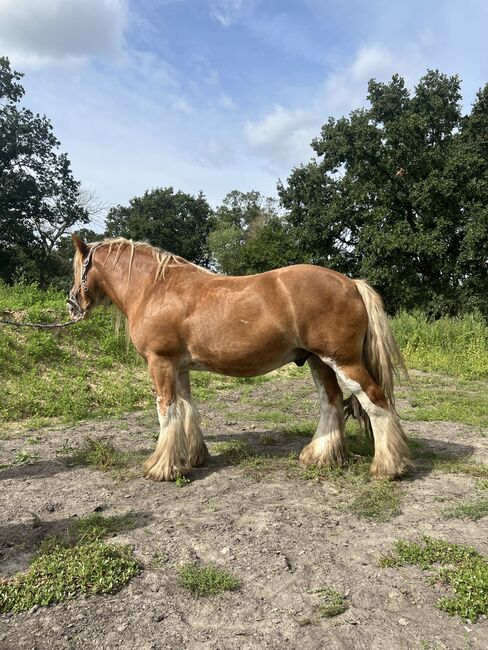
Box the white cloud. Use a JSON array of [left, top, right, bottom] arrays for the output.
[[210, 0, 246, 28], [244, 41, 429, 171], [0, 0, 128, 67], [245, 104, 318, 168]]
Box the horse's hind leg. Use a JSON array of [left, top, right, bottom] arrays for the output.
[[299, 356, 347, 469], [178, 371, 209, 467], [143, 357, 191, 481], [331, 361, 412, 479]]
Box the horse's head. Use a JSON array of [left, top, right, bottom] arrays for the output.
[[67, 234, 103, 319]]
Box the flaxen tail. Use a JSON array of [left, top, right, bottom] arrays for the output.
[[345, 280, 407, 432], [354, 279, 406, 404]]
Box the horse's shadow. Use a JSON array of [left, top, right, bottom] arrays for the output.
[[0, 458, 72, 482]]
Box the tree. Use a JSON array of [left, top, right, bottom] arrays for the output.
[[279, 70, 488, 316], [208, 190, 298, 274], [0, 57, 89, 286], [105, 187, 213, 266]]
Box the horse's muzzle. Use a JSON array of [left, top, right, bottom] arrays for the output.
[[67, 292, 86, 319]]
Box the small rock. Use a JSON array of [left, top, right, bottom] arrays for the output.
[[398, 618, 408, 626]]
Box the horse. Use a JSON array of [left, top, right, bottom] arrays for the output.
[[68, 235, 412, 482]]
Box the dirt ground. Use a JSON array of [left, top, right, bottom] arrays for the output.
[[1, 373, 487, 650]]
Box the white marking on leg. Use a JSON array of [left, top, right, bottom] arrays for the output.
[[300, 365, 346, 467], [320, 357, 410, 477]]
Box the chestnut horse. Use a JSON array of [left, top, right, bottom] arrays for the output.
[[68, 235, 411, 482]]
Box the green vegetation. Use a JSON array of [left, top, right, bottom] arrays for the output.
[[0, 542, 139, 614], [381, 537, 488, 622], [0, 512, 142, 614], [70, 437, 145, 473], [443, 499, 488, 521], [67, 511, 142, 543], [391, 311, 488, 380], [348, 480, 401, 522], [314, 588, 349, 618], [177, 563, 241, 597]]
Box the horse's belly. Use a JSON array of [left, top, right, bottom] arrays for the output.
[[184, 338, 298, 377]]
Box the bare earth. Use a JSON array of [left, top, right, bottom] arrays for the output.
[[1, 373, 487, 650]]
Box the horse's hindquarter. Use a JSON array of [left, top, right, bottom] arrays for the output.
[[181, 265, 366, 375]]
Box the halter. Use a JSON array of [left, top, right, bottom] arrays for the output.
[[67, 246, 97, 317]]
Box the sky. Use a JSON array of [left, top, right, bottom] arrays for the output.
[[1, 0, 487, 227]]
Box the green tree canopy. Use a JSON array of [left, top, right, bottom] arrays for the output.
[[104, 187, 213, 266], [208, 190, 298, 275], [0, 57, 89, 287], [279, 70, 488, 316]]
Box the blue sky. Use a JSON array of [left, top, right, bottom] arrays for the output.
[[1, 0, 487, 226]]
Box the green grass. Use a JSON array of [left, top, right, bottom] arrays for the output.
[[398, 379, 488, 428], [177, 563, 240, 596], [443, 499, 488, 521], [381, 536, 488, 622], [348, 480, 402, 521], [70, 437, 145, 472], [0, 541, 140, 613], [67, 511, 143, 542], [391, 311, 488, 380], [0, 511, 142, 614], [314, 588, 348, 618]]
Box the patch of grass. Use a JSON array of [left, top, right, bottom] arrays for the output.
[[260, 434, 278, 445], [0, 449, 39, 470], [381, 536, 488, 621], [281, 421, 315, 438], [348, 480, 402, 522], [443, 499, 488, 521], [68, 511, 142, 543], [0, 541, 140, 613], [399, 383, 488, 428], [70, 437, 143, 472], [391, 311, 488, 380], [177, 563, 240, 597], [314, 588, 348, 618], [213, 439, 256, 464]]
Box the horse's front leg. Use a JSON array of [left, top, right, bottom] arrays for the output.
[[143, 357, 191, 481]]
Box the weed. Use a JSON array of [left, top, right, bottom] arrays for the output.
[[260, 434, 278, 445], [0, 541, 140, 613], [281, 421, 315, 438], [391, 311, 488, 380], [0, 449, 39, 470], [383, 536, 488, 621], [314, 588, 348, 618], [178, 563, 240, 596], [175, 476, 190, 488], [68, 511, 142, 543], [70, 437, 143, 472], [348, 480, 401, 522], [443, 500, 488, 521]]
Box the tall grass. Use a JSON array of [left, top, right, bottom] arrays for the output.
[[391, 311, 488, 380]]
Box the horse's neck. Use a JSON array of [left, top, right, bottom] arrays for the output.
[[96, 246, 146, 317]]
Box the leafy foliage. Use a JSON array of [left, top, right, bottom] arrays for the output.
[[279, 71, 488, 316], [105, 186, 213, 265], [383, 536, 488, 621], [0, 57, 89, 287], [208, 190, 298, 274]]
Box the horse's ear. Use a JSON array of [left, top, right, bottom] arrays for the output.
[[72, 233, 89, 257]]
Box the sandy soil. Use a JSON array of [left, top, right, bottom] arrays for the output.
[[1, 374, 487, 650]]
